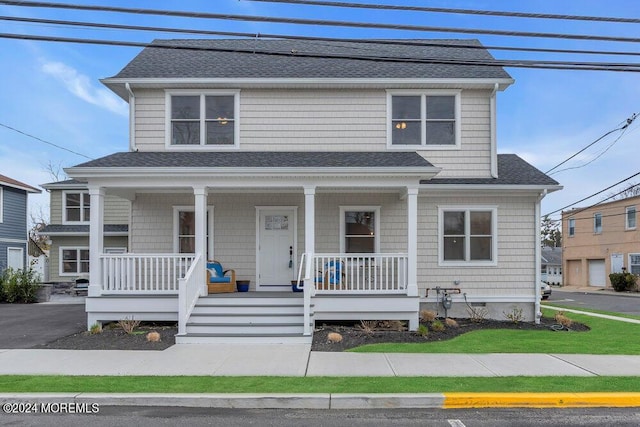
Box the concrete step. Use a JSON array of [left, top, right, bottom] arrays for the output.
[[192, 304, 307, 315], [189, 312, 312, 324], [175, 333, 312, 345], [185, 323, 307, 335]]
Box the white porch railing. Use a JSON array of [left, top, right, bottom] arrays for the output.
[[178, 253, 202, 336], [100, 254, 196, 294], [311, 253, 408, 294]]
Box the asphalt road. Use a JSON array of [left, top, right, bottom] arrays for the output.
[[1, 407, 640, 427], [0, 303, 86, 348], [548, 290, 640, 316]]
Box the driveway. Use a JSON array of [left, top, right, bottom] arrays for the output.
[[0, 303, 86, 348], [549, 289, 640, 317]]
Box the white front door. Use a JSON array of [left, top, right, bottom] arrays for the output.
[[257, 209, 296, 291], [611, 253, 624, 274]]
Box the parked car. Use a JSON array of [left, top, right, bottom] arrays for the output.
[[541, 282, 552, 300]]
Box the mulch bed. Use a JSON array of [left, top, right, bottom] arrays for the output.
[[33, 318, 588, 352]]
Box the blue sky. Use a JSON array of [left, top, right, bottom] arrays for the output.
[[0, 0, 638, 226]]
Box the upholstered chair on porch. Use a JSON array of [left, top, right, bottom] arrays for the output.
[[206, 260, 237, 293], [315, 260, 345, 291]]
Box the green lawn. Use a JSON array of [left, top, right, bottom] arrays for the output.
[[350, 309, 640, 354], [0, 375, 639, 393]]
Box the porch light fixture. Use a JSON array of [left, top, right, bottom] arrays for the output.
[[395, 122, 407, 130]]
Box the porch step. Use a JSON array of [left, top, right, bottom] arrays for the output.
[[175, 333, 312, 345], [189, 312, 312, 324], [192, 304, 310, 315], [185, 323, 308, 335]]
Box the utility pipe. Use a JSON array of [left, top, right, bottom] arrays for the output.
[[490, 83, 499, 178], [535, 189, 548, 324], [125, 82, 136, 152]]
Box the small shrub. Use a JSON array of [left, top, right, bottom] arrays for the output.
[[503, 307, 524, 324], [415, 324, 429, 337], [0, 268, 40, 304], [146, 331, 161, 342], [467, 306, 488, 323], [89, 323, 102, 335], [445, 318, 459, 328], [379, 320, 406, 331], [609, 272, 638, 292], [554, 311, 573, 328], [358, 320, 377, 335], [420, 310, 437, 322], [431, 319, 445, 332], [327, 332, 343, 343], [118, 316, 141, 334]]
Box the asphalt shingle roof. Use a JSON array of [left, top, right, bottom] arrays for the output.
[[110, 39, 512, 80], [422, 154, 559, 186], [40, 224, 128, 234], [73, 151, 434, 169]]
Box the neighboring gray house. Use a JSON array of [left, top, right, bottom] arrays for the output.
[[39, 180, 129, 284], [541, 246, 563, 285], [0, 174, 40, 272], [65, 39, 561, 342]]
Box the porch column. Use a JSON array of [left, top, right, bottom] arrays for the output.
[[88, 186, 105, 297], [304, 186, 316, 255], [194, 186, 208, 296], [406, 186, 419, 297]]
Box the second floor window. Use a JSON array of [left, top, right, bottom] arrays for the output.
[[388, 92, 459, 147], [64, 192, 90, 222], [594, 213, 602, 234], [169, 93, 237, 146], [568, 218, 575, 237], [626, 206, 636, 230]]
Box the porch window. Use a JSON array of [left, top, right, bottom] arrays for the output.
[[173, 206, 214, 258], [387, 91, 460, 148], [594, 213, 602, 234], [168, 91, 238, 147], [630, 254, 640, 275], [340, 207, 380, 253], [626, 206, 636, 230], [60, 247, 90, 275], [63, 191, 90, 223], [439, 207, 497, 265]]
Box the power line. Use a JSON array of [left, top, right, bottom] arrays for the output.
[[0, 122, 93, 160], [2, 0, 640, 44], [545, 114, 638, 174], [4, 15, 640, 59], [3, 33, 640, 73], [247, 0, 640, 24]]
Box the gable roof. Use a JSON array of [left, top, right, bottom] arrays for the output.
[[541, 247, 562, 265], [41, 179, 87, 190], [0, 174, 40, 193], [421, 154, 560, 187]]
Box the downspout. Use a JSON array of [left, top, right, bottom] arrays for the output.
[[490, 83, 499, 178], [125, 83, 136, 152], [534, 189, 548, 324]]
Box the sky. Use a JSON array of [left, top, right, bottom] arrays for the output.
[[0, 0, 638, 229]]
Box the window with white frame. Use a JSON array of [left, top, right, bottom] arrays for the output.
[[388, 91, 460, 147], [63, 191, 90, 223], [594, 213, 602, 234], [439, 207, 497, 265], [167, 92, 238, 147], [568, 218, 575, 237], [173, 207, 214, 258], [626, 206, 636, 230], [340, 207, 380, 253], [60, 247, 89, 275], [629, 254, 640, 275]]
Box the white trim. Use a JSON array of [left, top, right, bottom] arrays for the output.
[[490, 83, 499, 178], [437, 205, 498, 267], [172, 205, 215, 259], [164, 89, 240, 149], [104, 247, 127, 254], [0, 187, 3, 223], [126, 83, 136, 152], [0, 238, 28, 244], [255, 206, 298, 291], [625, 206, 637, 230], [339, 206, 381, 254], [59, 246, 90, 276], [6, 247, 24, 270], [62, 190, 90, 224], [420, 184, 563, 193], [386, 89, 461, 150]]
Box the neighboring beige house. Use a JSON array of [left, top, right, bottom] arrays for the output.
[[39, 180, 129, 284], [562, 194, 640, 288], [64, 39, 561, 343]]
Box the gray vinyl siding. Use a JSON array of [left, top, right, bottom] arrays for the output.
[[0, 186, 28, 241], [132, 88, 493, 178]]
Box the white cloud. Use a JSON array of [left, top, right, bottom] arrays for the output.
[[41, 60, 127, 117]]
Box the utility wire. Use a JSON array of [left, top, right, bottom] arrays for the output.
[[545, 114, 638, 174], [4, 15, 640, 59], [2, 0, 640, 44], [246, 0, 640, 24], [3, 33, 640, 73], [0, 123, 93, 160]]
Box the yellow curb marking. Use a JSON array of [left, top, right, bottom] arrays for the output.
[[444, 392, 640, 408]]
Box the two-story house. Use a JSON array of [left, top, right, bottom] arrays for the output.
[[39, 179, 129, 286], [0, 174, 40, 272], [563, 194, 639, 288], [64, 39, 561, 343]]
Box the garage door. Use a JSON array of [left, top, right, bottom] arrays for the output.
[[588, 259, 606, 287]]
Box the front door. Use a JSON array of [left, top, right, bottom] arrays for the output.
[[257, 209, 296, 291]]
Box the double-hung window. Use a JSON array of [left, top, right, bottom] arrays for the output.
[[61, 247, 90, 275], [626, 206, 636, 230], [594, 213, 602, 234], [173, 206, 214, 259], [388, 91, 460, 148], [63, 191, 90, 223], [340, 207, 380, 253], [629, 254, 640, 275], [167, 91, 238, 147], [568, 218, 576, 237], [439, 207, 497, 266]]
